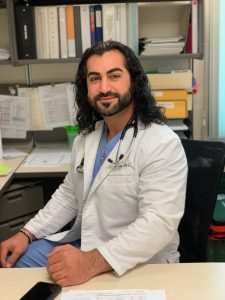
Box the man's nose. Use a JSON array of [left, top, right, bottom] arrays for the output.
[[100, 78, 111, 93]]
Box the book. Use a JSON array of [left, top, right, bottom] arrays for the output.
[[15, 5, 37, 59], [80, 5, 91, 52], [94, 4, 103, 43], [48, 6, 59, 59], [35, 6, 49, 59], [74, 5, 82, 57], [58, 6, 68, 58], [66, 5, 76, 57]]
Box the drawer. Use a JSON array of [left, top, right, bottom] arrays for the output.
[[0, 183, 44, 223], [0, 213, 36, 242]]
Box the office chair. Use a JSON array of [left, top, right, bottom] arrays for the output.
[[178, 139, 225, 262]]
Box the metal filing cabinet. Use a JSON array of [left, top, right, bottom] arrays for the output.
[[0, 181, 44, 241]]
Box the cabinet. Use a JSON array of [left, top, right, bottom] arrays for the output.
[[0, 181, 44, 241]]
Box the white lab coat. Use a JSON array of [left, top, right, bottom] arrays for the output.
[[25, 120, 187, 276]]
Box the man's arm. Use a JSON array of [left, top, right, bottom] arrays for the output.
[[0, 232, 30, 267], [47, 245, 112, 286]]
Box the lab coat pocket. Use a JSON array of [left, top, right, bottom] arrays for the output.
[[106, 165, 137, 183]]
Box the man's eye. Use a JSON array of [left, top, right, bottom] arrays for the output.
[[109, 74, 121, 79], [90, 76, 100, 82]]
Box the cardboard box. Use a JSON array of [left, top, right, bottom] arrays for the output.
[[152, 89, 188, 119], [147, 70, 192, 91]]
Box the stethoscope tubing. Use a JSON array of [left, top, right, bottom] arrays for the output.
[[76, 115, 138, 173]]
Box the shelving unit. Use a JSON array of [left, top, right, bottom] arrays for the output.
[[4, 0, 204, 66], [0, 0, 205, 139]]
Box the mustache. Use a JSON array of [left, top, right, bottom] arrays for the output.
[[94, 92, 120, 101]]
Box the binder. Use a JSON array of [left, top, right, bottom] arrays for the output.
[[89, 5, 95, 45], [48, 6, 59, 59], [35, 6, 49, 59], [15, 5, 37, 59], [80, 5, 91, 52], [94, 4, 103, 43], [74, 5, 82, 57], [66, 5, 76, 57], [58, 6, 68, 58]]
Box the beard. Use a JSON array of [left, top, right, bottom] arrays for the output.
[[88, 89, 132, 117]]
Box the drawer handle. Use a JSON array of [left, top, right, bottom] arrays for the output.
[[7, 192, 23, 203], [10, 221, 25, 230]]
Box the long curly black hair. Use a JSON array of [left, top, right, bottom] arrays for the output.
[[75, 41, 166, 134]]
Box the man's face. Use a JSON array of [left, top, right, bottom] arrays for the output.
[[86, 50, 133, 117]]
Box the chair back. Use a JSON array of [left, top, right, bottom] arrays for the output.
[[178, 139, 225, 262]]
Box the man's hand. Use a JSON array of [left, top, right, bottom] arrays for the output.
[[0, 232, 29, 268], [47, 244, 112, 286]]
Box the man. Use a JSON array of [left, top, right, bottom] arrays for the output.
[[0, 41, 187, 287]]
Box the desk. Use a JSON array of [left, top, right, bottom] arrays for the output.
[[0, 156, 26, 195], [0, 150, 70, 193], [0, 151, 70, 241], [0, 263, 225, 300], [15, 161, 69, 178]]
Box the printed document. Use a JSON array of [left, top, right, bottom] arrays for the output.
[[38, 83, 73, 129], [23, 147, 71, 167], [18, 87, 48, 130], [61, 289, 166, 300], [0, 95, 30, 131]]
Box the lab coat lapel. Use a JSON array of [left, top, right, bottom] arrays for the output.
[[82, 122, 104, 200], [87, 125, 134, 199]]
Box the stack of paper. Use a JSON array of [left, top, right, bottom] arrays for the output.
[[140, 36, 185, 56], [61, 289, 166, 300]]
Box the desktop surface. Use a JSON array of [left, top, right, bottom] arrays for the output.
[[1, 263, 225, 300]]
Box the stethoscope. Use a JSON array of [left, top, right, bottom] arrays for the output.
[[76, 115, 138, 173]]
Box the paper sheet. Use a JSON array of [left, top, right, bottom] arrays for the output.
[[38, 83, 72, 129], [23, 147, 71, 167], [18, 87, 48, 131], [60, 289, 166, 300], [0, 95, 30, 130], [3, 148, 28, 159], [1, 128, 27, 139]]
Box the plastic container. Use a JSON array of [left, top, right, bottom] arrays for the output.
[[64, 125, 80, 150]]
